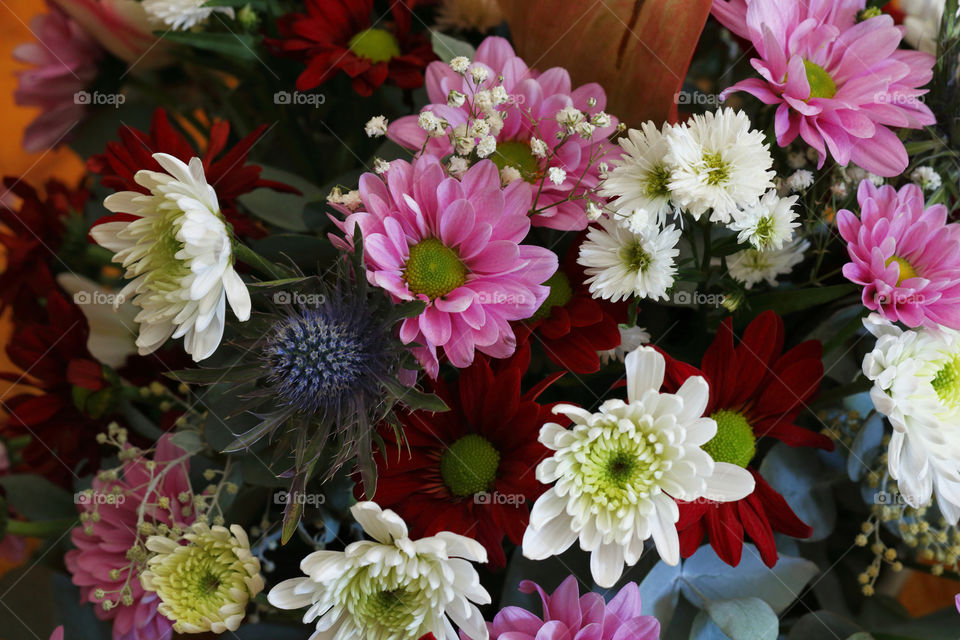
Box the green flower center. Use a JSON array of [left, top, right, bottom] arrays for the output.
[[491, 140, 541, 181], [885, 255, 919, 285], [702, 151, 730, 186], [578, 426, 666, 509], [703, 409, 757, 468], [404, 237, 467, 299], [620, 241, 651, 272], [143, 211, 191, 292], [530, 271, 573, 321], [645, 163, 672, 199], [858, 6, 882, 21], [803, 60, 837, 100], [440, 434, 500, 497], [348, 28, 401, 63], [354, 587, 419, 629], [932, 355, 960, 408], [754, 216, 775, 245]]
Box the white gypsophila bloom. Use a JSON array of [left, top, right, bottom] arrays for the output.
[[862, 314, 960, 522], [830, 181, 849, 198], [665, 107, 775, 223], [364, 115, 388, 138], [469, 65, 489, 84], [728, 190, 799, 250], [578, 216, 681, 302], [268, 502, 490, 640], [476, 135, 497, 158], [598, 324, 651, 365], [785, 169, 814, 193], [599, 121, 676, 228], [374, 158, 391, 174], [449, 56, 470, 73], [592, 111, 612, 128], [548, 167, 567, 186], [418, 111, 447, 137], [448, 157, 469, 177], [911, 166, 942, 192], [447, 90, 466, 108], [522, 347, 755, 587], [728, 237, 809, 290], [585, 201, 603, 221], [468, 119, 490, 138], [490, 85, 509, 106], [500, 165, 522, 186], [91, 153, 251, 362], [143, 0, 233, 30], [530, 137, 548, 158]]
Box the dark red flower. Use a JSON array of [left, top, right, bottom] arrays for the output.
[[266, 0, 435, 96], [515, 240, 627, 373], [659, 310, 833, 567], [87, 108, 296, 239], [0, 292, 107, 485], [360, 348, 563, 567], [0, 177, 88, 322]]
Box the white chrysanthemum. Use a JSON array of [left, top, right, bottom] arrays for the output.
[[901, 0, 944, 54], [268, 502, 490, 640], [578, 217, 681, 302], [862, 315, 960, 522], [141, 523, 264, 633], [728, 190, 799, 250], [665, 108, 774, 223], [143, 0, 233, 30], [598, 324, 651, 365], [522, 347, 754, 587], [728, 237, 809, 289], [600, 121, 676, 228], [91, 153, 251, 362]]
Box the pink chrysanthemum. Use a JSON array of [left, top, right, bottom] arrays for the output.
[[461, 575, 660, 640], [713, 0, 935, 177], [13, 2, 101, 152], [336, 154, 557, 377], [388, 36, 618, 231], [838, 181, 960, 329], [65, 435, 195, 640]]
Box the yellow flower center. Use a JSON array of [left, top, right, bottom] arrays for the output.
[[348, 28, 401, 63], [803, 60, 837, 100], [885, 255, 919, 285], [403, 238, 468, 300], [703, 409, 757, 468], [440, 434, 500, 497]]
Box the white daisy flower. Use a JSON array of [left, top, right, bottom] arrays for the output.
[[267, 502, 490, 640], [862, 315, 960, 522], [522, 347, 755, 587], [598, 324, 651, 365], [728, 190, 800, 250], [728, 237, 809, 289], [143, 0, 233, 30], [599, 121, 676, 227], [665, 108, 775, 223], [577, 217, 681, 302], [91, 153, 251, 362]]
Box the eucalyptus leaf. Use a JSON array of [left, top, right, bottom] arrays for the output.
[[705, 598, 778, 640], [238, 166, 324, 232], [787, 611, 867, 640], [0, 475, 76, 522], [169, 430, 205, 455], [758, 443, 837, 541], [430, 31, 476, 63]]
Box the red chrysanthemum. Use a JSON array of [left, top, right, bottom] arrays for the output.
[[266, 0, 434, 96], [360, 348, 563, 568], [515, 240, 627, 373], [0, 292, 107, 486], [659, 310, 834, 567], [0, 177, 88, 322], [87, 107, 296, 239]]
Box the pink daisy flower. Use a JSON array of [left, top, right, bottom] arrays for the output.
[[13, 2, 102, 152], [65, 435, 195, 640], [461, 575, 660, 640], [336, 154, 557, 377], [712, 0, 935, 177], [838, 180, 960, 329], [388, 36, 619, 231]]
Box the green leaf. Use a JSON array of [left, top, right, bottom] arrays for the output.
[[705, 598, 778, 640], [165, 364, 263, 385], [746, 284, 857, 316], [430, 31, 476, 63], [382, 378, 448, 412], [237, 166, 324, 232], [169, 431, 206, 455], [160, 31, 261, 60], [0, 475, 76, 521]]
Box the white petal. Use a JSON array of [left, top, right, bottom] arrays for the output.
[[350, 502, 408, 543], [625, 346, 665, 403], [702, 462, 755, 502], [590, 541, 626, 588], [521, 513, 579, 560]]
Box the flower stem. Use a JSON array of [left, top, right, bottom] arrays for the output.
[[6, 517, 76, 537], [233, 243, 288, 280]]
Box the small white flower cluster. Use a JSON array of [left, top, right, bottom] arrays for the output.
[[831, 165, 884, 199], [911, 166, 942, 192], [326, 186, 362, 211]]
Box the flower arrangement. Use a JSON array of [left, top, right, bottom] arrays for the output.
[[4, 0, 960, 638]]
